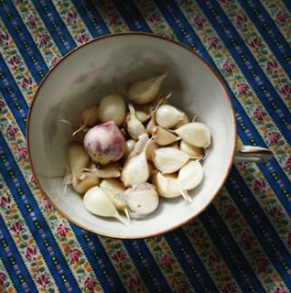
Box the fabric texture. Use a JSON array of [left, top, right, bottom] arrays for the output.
[[0, 0, 290, 292]]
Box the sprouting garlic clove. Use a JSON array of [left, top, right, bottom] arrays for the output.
[[99, 94, 126, 126], [72, 171, 100, 194], [174, 122, 211, 148], [152, 172, 181, 198], [124, 139, 136, 159], [126, 104, 146, 140], [152, 126, 180, 146], [135, 110, 150, 123], [68, 143, 91, 175], [83, 186, 128, 225], [178, 160, 203, 191], [146, 140, 159, 161], [121, 135, 150, 186], [100, 179, 126, 210], [128, 74, 167, 105], [124, 182, 159, 216], [152, 147, 189, 174], [180, 140, 204, 159], [155, 105, 185, 128], [174, 113, 189, 129], [90, 162, 121, 178]]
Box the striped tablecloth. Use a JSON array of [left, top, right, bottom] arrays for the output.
[[0, 0, 290, 292]]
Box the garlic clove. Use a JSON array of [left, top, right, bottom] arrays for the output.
[[90, 163, 121, 178], [170, 141, 180, 149], [130, 133, 149, 157], [124, 182, 159, 216], [68, 143, 90, 175], [180, 140, 204, 159], [146, 115, 156, 134], [174, 122, 211, 148], [72, 171, 100, 194], [128, 74, 167, 105], [178, 160, 204, 191], [121, 136, 150, 186], [152, 172, 181, 198], [84, 186, 128, 225], [152, 147, 189, 174], [155, 105, 185, 128], [152, 126, 180, 146], [100, 179, 126, 209], [73, 105, 99, 136], [126, 104, 146, 140], [124, 139, 136, 159], [146, 140, 159, 161], [135, 110, 150, 123], [174, 113, 189, 129], [99, 94, 126, 126]]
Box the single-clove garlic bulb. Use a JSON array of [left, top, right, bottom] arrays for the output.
[[152, 147, 189, 174], [73, 105, 99, 136], [128, 74, 167, 104], [152, 172, 181, 198], [124, 182, 159, 216], [152, 126, 180, 146], [83, 186, 128, 225], [155, 105, 185, 128], [84, 121, 126, 165], [121, 134, 150, 186], [173, 122, 211, 148], [72, 171, 100, 194], [180, 140, 204, 159], [178, 160, 204, 200], [68, 143, 91, 175], [126, 104, 146, 140], [99, 94, 126, 126]]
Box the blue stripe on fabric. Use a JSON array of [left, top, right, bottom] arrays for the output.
[[80, 231, 126, 292], [113, 0, 151, 32], [281, 0, 291, 12], [245, 0, 291, 66], [72, 0, 110, 36], [0, 216, 35, 291], [155, 0, 291, 215], [123, 239, 171, 291], [166, 230, 219, 292], [0, 1, 47, 84], [0, 133, 81, 293], [32, 0, 76, 55], [225, 167, 291, 288], [69, 228, 116, 293], [198, 0, 291, 133], [200, 207, 265, 292]]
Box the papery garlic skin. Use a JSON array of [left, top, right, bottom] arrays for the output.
[[84, 121, 126, 165], [155, 105, 184, 128], [72, 171, 100, 194], [68, 143, 90, 175], [180, 140, 204, 159], [178, 160, 204, 191], [153, 147, 189, 174], [174, 122, 211, 148], [152, 172, 181, 198], [124, 182, 159, 215], [126, 104, 146, 140], [152, 126, 179, 146], [99, 94, 126, 126], [128, 74, 167, 105]]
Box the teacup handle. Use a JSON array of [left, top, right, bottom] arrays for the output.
[[234, 146, 273, 163]]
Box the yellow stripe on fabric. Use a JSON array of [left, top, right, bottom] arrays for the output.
[[260, 0, 291, 45], [174, 1, 290, 178], [0, 173, 59, 292], [217, 0, 291, 110], [0, 257, 17, 293]]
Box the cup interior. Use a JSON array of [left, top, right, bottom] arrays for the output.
[[28, 34, 236, 238]]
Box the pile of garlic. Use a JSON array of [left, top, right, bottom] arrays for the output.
[[64, 74, 211, 225]]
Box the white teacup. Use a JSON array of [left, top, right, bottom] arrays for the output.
[[27, 33, 271, 238]]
